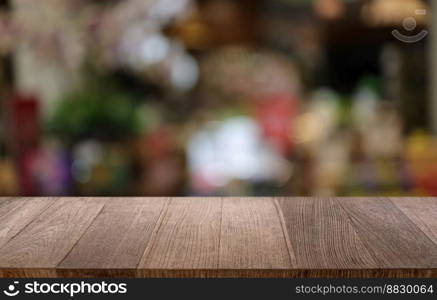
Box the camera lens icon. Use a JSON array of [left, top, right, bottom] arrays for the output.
[[392, 9, 428, 43]]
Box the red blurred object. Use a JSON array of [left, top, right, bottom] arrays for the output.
[[5, 93, 41, 195], [146, 127, 174, 160], [414, 170, 437, 196], [255, 93, 299, 155], [7, 93, 40, 153]]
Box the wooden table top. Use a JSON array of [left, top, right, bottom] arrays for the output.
[[0, 197, 436, 278]]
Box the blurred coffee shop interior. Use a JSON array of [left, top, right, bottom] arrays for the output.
[[0, 0, 436, 197]]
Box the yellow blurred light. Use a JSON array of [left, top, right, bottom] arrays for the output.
[[362, 0, 429, 26], [314, 0, 346, 20], [293, 113, 324, 144]]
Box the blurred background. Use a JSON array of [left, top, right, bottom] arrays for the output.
[[0, 0, 436, 197]]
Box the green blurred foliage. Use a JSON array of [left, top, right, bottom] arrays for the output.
[[48, 85, 141, 144]]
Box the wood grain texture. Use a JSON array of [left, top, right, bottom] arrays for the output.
[[0, 197, 56, 248], [58, 198, 169, 277], [219, 198, 292, 269], [0, 197, 436, 278], [0, 269, 57, 278], [137, 198, 221, 271], [0, 198, 104, 272], [133, 269, 437, 278], [337, 197, 437, 268], [277, 197, 378, 269], [390, 198, 437, 245]]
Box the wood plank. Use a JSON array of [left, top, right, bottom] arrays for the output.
[[337, 197, 437, 268], [0, 198, 105, 272], [0, 197, 57, 249], [133, 269, 437, 278], [391, 198, 437, 245], [219, 198, 292, 269], [0, 268, 58, 278], [137, 198, 221, 271], [277, 197, 378, 269], [1, 197, 436, 278], [58, 198, 169, 276]]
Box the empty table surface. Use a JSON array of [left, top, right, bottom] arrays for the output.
[[0, 197, 436, 278]]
